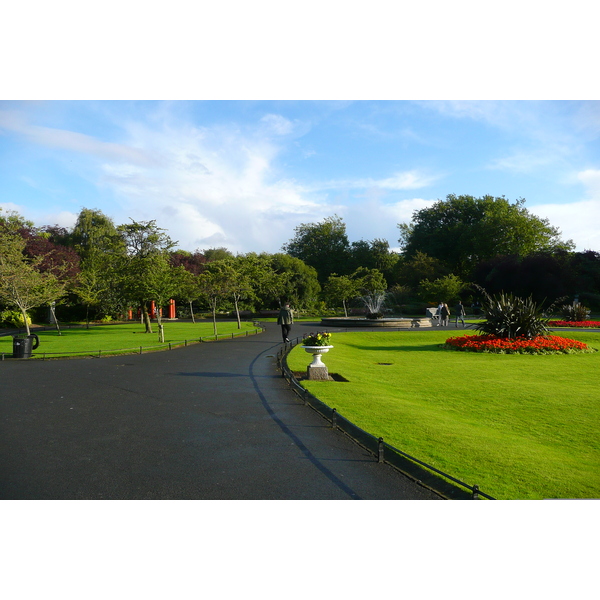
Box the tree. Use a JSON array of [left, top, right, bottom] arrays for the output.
[[351, 267, 387, 296], [170, 250, 207, 275], [393, 251, 448, 288], [139, 256, 183, 343], [282, 215, 351, 282], [351, 267, 388, 317], [221, 257, 255, 328], [118, 220, 177, 333], [270, 253, 321, 312], [70, 209, 128, 323], [196, 265, 237, 336], [70, 208, 125, 260], [472, 252, 575, 305], [203, 247, 234, 262], [398, 194, 575, 277], [349, 238, 399, 279], [234, 253, 290, 310], [0, 231, 67, 336], [323, 274, 361, 316], [418, 274, 467, 305], [0, 207, 34, 233]]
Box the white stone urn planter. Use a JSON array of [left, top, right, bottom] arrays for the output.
[[301, 345, 333, 368]]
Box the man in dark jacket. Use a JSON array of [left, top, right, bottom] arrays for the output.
[[454, 301, 466, 327], [277, 303, 294, 343]]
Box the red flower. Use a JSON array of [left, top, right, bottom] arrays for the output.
[[548, 321, 600, 328], [444, 334, 594, 354]]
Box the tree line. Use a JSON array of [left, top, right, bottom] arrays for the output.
[[2, 194, 599, 336]]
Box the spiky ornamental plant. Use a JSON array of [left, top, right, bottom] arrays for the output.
[[561, 302, 590, 322], [473, 285, 558, 339]]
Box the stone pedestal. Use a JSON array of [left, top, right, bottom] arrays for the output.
[[302, 345, 333, 381], [307, 365, 329, 380]]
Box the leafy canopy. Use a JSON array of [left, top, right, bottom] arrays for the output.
[[399, 194, 574, 277]]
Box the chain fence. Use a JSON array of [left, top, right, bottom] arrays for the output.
[[1, 322, 266, 360], [278, 334, 495, 500]]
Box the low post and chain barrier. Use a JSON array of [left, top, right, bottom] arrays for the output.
[[277, 334, 495, 500], [1, 322, 266, 361]]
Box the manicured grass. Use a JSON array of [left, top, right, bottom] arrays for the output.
[[0, 321, 262, 358], [287, 329, 600, 499]]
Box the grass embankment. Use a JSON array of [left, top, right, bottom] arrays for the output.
[[287, 330, 600, 500], [0, 321, 261, 359]]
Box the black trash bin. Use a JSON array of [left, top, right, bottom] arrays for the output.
[[12, 334, 39, 359]]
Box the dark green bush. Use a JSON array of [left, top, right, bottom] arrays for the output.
[[474, 287, 552, 339]]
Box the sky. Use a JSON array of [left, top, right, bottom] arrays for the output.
[[1, 99, 599, 254]]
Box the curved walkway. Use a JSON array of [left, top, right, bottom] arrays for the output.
[[0, 322, 439, 500]]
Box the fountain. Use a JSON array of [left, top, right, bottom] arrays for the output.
[[320, 292, 432, 329]]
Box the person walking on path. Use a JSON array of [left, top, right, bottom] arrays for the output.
[[454, 301, 466, 327], [277, 302, 294, 343], [435, 301, 443, 326], [440, 303, 450, 327]]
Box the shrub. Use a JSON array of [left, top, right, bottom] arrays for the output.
[[561, 302, 590, 322], [473, 287, 552, 339], [0, 310, 31, 328]]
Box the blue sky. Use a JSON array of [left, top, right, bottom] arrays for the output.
[[1, 100, 599, 254]]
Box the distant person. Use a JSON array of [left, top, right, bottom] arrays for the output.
[[454, 301, 465, 327], [277, 302, 294, 343], [440, 303, 450, 326], [436, 301, 443, 326]]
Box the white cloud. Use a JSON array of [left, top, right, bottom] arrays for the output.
[[0, 109, 157, 166], [0, 202, 78, 230], [340, 197, 436, 250], [530, 169, 600, 251], [486, 150, 558, 173], [259, 114, 295, 136], [578, 169, 600, 195], [313, 170, 439, 192]]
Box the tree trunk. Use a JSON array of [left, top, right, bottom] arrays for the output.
[[142, 303, 153, 333], [49, 304, 61, 335], [20, 308, 31, 336], [211, 299, 218, 336], [234, 295, 241, 329], [343, 299, 348, 317], [189, 300, 196, 324]]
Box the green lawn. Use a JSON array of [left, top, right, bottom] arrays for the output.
[[287, 329, 600, 499], [0, 320, 262, 358]]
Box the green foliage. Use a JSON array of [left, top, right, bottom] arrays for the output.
[[0, 230, 67, 335], [0, 309, 31, 328], [323, 274, 361, 316], [351, 266, 387, 295], [474, 287, 551, 339], [202, 247, 234, 262], [282, 215, 351, 282], [269, 253, 321, 310], [418, 273, 466, 304], [561, 302, 590, 322], [399, 194, 574, 277]]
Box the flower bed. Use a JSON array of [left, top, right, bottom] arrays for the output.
[[302, 331, 332, 346], [444, 334, 596, 354], [548, 320, 600, 328]]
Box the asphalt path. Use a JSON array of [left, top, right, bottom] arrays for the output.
[[0, 322, 440, 500]]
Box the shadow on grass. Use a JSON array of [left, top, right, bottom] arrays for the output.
[[341, 343, 444, 353]]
